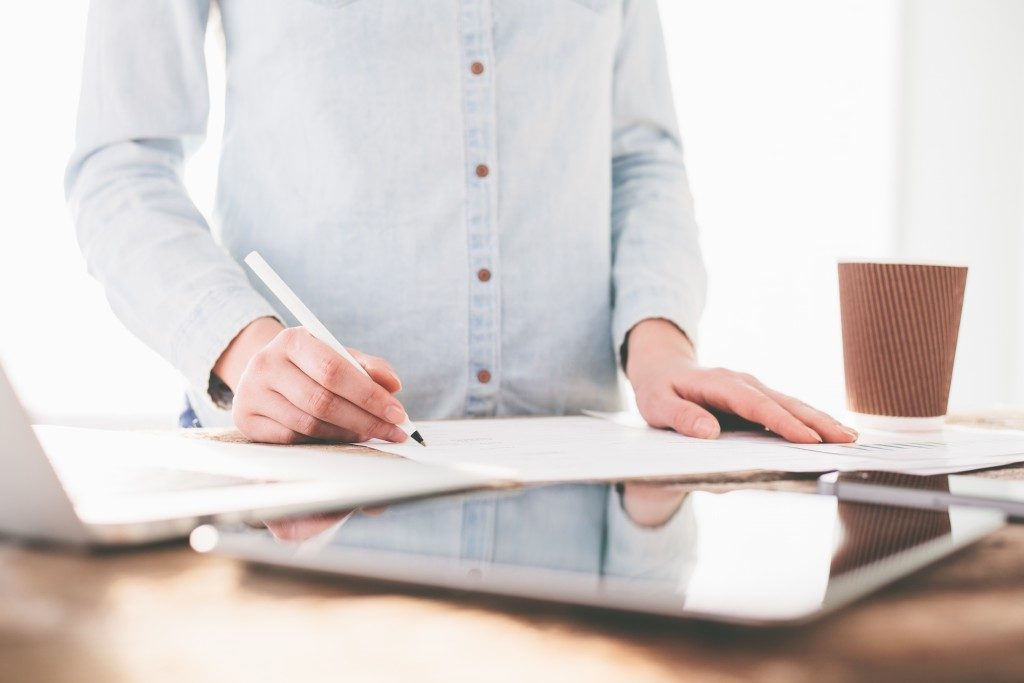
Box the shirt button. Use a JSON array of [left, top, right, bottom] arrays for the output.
[[477, 369, 492, 384], [470, 62, 485, 75], [475, 164, 489, 178], [477, 268, 491, 282]]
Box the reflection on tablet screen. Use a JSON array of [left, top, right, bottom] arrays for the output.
[[192, 483, 1004, 626]]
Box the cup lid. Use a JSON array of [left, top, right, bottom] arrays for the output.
[[837, 258, 968, 269]]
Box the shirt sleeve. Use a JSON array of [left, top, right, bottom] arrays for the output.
[[610, 0, 707, 362], [602, 485, 698, 582], [64, 0, 278, 408]]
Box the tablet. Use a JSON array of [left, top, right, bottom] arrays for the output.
[[819, 471, 1024, 520], [191, 483, 1004, 626]]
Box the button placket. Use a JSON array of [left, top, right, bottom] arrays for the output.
[[459, 0, 500, 417], [460, 497, 497, 563]]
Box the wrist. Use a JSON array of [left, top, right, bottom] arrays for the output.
[[623, 318, 696, 380], [621, 483, 687, 528], [213, 316, 285, 390]]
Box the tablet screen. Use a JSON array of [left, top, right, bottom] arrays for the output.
[[192, 483, 1003, 625]]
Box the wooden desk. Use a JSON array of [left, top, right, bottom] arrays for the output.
[[3, 468, 1024, 683]]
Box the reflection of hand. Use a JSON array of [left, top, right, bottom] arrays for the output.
[[214, 317, 411, 444], [621, 483, 688, 528], [625, 319, 858, 444], [264, 507, 387, 542]]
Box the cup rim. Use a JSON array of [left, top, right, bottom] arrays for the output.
[[837, 258, 968, 269]]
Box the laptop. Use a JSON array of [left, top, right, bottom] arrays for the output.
[[0, 363, 500, 547]]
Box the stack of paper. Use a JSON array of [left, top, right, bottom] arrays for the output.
[[363, 414, 1024, 483]]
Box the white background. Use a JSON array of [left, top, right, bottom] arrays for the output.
[[0, 1, 1021, 427]]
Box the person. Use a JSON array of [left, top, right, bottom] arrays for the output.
[[66, 0, 856, 446]]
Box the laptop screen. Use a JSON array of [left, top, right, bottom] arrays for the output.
[[191, 483, 1003, 625]]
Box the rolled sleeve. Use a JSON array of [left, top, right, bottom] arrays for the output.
[[66, 0, 278, 407], [611, 283, 706, 366], [174, 286, 279, 408], [603, 486, 697, 581], [610, 0, 708, 360]]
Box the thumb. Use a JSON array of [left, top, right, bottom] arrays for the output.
[[349, 349, 402, 394], [639, 386, 721, 440]]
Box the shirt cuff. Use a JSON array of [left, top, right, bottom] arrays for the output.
[[603, 486, 697, 581], [171, 286, 279, 410], [612, 285, 704, 370]]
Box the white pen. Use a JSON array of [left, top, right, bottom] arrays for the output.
[[244, 250, 426, 447]]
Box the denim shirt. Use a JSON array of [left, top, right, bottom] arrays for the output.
[[320, 484, 693, 582], [66, 0, 706, 428], [336, 485, 611, 574]]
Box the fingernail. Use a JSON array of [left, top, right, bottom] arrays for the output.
[[388, 426, 408, 442], [384, 405, 407, 425], [806, 427, 823, 443], [694, 417, 718, 439], [840, 426, 859, 441]]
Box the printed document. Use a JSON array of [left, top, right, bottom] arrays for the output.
[[364, 414, 1024, 482]]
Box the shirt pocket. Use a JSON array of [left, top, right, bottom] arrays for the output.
[[566, 0, 616, 12]]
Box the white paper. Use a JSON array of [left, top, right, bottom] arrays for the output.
[[789, 427, 1024, 475], [364, 414, 1024, 483], [365, 415, 849, 482], [589, 411, 1024, 475]]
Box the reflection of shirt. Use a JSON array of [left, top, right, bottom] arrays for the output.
[[603, 488, 697, 581], [66, 1, 705, 427], [335, 485, 610, 574], [332, 485, 697, 579]]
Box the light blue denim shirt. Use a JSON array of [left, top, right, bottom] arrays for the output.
[[335, 485, 611, 574], [66, 0, 706, 427], [275, 484, 694, 585]]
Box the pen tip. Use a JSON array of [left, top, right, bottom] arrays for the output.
[[411, 431, 426, 447]]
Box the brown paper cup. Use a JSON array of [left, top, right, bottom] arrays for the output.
[[838, 262, 967, 431]]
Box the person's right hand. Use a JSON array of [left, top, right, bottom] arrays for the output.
[[263, 506, 387, 543], [213, 317, 411, 445]]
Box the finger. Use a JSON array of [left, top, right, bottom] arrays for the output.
[[270, 360, 407, 442], [693, 379, 822, 444], [757, 387, 858, 443], [257, 390, 370, 442], [365, 364, 401, 394], [638, 385, 721, 439], [350, 349, 402, 394], [282, 329, 408, 426], [669, 399, 722, 439], [236, 413, 306, 445], [263, 389, 405, 444]]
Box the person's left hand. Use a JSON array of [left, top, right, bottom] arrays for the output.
[[625, 319, 857, 445], [621, 483, 689, 527]]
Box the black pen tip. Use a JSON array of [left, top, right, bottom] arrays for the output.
[[411, 431, 426, 447]]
